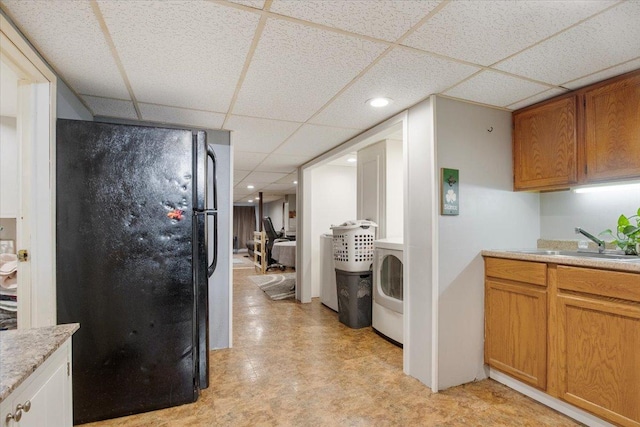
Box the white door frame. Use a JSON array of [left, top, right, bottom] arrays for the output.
[[296, 111, 407, 303], [1, 14, 57, 328]]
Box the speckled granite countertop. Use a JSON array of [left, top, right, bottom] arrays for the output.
[[0, 323, 79, 403], [482, 250, 640, 274]]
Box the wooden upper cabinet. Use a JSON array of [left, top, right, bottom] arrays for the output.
[[583, 72, 640, 182], [513, 95, 578, 191]]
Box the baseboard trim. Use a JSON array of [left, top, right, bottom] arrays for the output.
[[489, 369, 614, 427]]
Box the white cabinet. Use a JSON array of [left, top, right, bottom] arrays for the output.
[[1, 340, 72, 427], [0, 116, 19, 218], [357, 139, 403, 239]]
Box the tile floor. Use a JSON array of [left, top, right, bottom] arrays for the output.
[[79, 255, 581, 426]]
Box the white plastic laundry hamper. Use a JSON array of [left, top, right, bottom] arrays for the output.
[[330, 220, 378, 272]]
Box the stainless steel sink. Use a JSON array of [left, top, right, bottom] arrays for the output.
[[510, 249, 640, 262]]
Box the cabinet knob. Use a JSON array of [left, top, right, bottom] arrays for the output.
[[5, 412, 15, 424], [12, 409, 21, 422], [16, 400, 31, 413]]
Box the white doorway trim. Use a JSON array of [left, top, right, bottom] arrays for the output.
[[1, 14, 57, 328], [296, 110, 407, 303]]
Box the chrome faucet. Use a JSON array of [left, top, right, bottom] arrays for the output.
[[575, 227, 606, 253]]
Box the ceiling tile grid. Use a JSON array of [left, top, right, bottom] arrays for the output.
[[274, 124, 362, 158], [225, 115, 301, 153], [506, 88, 570, 111], [255, 154, 311, 173], [1, 0, 129, 99], [233, 170, 251, 184], [495, 1, 640, 85], [561, 57, 640, 90], [243, 171, 288, 184], [227, 0, 266, 10], [3, 0, 640, 203], [139, 103, 225, 129], [231, 17, 388, 122], [444, 70, 553, 107], [82, 96, 138, 120], [96, 0, 260, 112], [233, 151, 268, 171], [310, 47, 480, 129], [403, 0, 616, 67], [269, 0, 441, 42]]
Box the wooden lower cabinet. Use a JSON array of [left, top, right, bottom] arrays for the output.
[[485, 279, 547, 390], [556, 265, 640, 426], [486, 258, 640, 427]]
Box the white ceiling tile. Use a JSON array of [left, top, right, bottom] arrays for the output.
[[139, 104, 225, 129], [263, 183, 296, 192], [274, 125, 361, 158], [444, 71, 552, 107], [234, 170, 251, 183], [232, 18, 387, 122], [276, 173, 298, 185], [244, 171, 288, 184], [495, 1, 640, 85], [82, 96, 137, 120], [233, 185, 255, 198], [226, 0, 266, 9], [234, 151, 267, 170], [506, 88, 570, 111], [96, 0, 260, 112], [561, 58, 640, 90], [226, 115, 301, 153], [270, 0, 440, 42], [311, 47, 479, 129], [1, 0, 129, 99], [255, 154, 309, 173], [404, 0, 615, 66]]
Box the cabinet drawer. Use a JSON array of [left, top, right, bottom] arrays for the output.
[[558, 266, 640, 303], [485, 257, 547, 286]]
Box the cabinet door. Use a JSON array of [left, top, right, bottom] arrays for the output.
[[557, 294, 640, 427], [13, 346, 72, 427], [584, 72, 640, 182], [485, 279, 547, 390], [513, 95, 577, 190]]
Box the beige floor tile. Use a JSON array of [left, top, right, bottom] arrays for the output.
[[78, 255, 581, 427]]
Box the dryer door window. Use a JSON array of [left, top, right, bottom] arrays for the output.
[[380, 255, 403, 301]]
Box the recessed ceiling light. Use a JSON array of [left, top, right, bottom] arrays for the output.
[[347, 157, 357, 163], [366, 97, 392, 108], [247, 185, 254, 189], [293, 181, 298, 184], [255, 197, 260, 200], [248, 199, 253, 202]]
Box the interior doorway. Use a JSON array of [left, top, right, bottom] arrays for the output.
[[1, 15, 57, 328], [297, 112, 407, 359]]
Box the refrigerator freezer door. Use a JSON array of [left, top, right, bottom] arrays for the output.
[[56, 120, 198, 424]]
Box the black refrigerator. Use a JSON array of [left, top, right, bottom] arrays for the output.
[[56, 119, 218, 424]]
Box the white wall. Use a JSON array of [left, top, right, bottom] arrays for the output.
[[264, 198, 285, 232], [386, 139, 403, 238], [541, 189, 640, 241], [405, 96, 437, 388], [0, 116, 18, 218], [57, 78, 92, 120], [208, 136, 232, 350], [310, 164, 357, 298], [435, 96, 540, 389]]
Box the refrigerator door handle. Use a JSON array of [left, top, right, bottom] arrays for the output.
[[206, 145, 218, 278]]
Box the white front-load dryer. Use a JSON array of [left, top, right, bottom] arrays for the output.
[[373, 238, 403, 345]]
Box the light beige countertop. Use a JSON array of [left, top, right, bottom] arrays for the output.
[[0, 323, 79, 403], [482, 250, 640, 274]]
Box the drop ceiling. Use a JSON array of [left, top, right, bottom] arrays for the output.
[[1, 0, 638, 203]]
